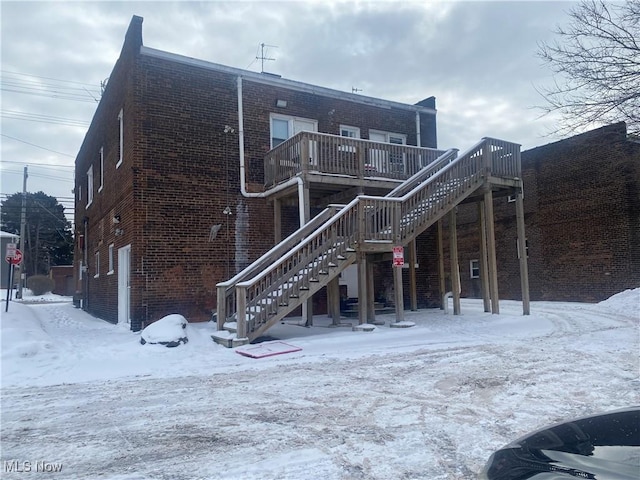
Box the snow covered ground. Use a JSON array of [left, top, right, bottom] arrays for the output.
[[1, 289, 638, 479]]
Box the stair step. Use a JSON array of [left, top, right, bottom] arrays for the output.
[[211, 331, 249, 348]]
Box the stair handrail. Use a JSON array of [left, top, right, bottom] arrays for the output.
[[357, 138, 520, 244], [215, 204, 343, 329], [386, 148, 459, 198], [233, 138, 521, 341], [231, 149, 476, 339], [234, 196, 361, 338]]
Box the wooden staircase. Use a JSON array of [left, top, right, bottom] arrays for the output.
[[213, 138, 521, 346]]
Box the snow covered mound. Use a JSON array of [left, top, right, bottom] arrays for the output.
[[140, 314, 188, 347], [597, 288, 640, 317]]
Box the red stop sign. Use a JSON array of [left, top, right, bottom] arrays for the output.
[[6, 249, 22, 265]]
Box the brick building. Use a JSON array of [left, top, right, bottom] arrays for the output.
[[74, 16, 452, 330], [448, 122, 640, 303]]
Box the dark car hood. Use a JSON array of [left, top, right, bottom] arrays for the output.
[[482, 407, 640, 480]]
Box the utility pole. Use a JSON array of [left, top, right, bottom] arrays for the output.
[[16, 166, 27, 299]]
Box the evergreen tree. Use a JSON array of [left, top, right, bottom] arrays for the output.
[[1, 191, 73, 275]]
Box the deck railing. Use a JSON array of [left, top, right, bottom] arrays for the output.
[[222, 138, 521, 342], [264, 131, 447, 189], [215, 205, 342, 329]]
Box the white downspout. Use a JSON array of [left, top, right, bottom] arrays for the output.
[[415, 111, 421, 148], [236, 76, 307, 226]]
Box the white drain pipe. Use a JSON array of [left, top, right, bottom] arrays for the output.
[[236, 76, 306, 227]]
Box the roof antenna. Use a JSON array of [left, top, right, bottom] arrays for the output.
[[257, 43, 277, 73], [352, 87, 363, 94]]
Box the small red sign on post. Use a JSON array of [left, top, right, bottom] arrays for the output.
[[6, 249, 22, 265], [392, 246, 404, 267]]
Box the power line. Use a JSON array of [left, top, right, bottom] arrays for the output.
[[0, 160, 74, 169], [1, 70, 101, 103], [1, 109, 90, 128], [0, 169, 73, 182], [1, 133, 76, 158], [1, 69, 102, 88]]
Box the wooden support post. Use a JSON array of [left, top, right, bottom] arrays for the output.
[[236, 287, 247, 339], [393, 259, 405, 322], [216, 286, 226, 331], [478, 201, 491, 313], [366, 259, 376, 322], [483, 189, 500, 314], [328, 277, 341, 325], [357, 251, 368, 325], [301, 178, 313, 326], [515, 188, 531, 315], [393, 202, 405, 322], [437, 219, 446, 310], [449, 208, 461, 315], [409, 239, 417, 311]]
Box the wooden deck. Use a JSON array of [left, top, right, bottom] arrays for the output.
[[264, 132, 448, 204]]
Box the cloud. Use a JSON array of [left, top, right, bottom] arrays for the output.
[[1, 0, 577, 207]]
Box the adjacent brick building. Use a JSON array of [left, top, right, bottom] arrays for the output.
[[449, 123, 639, 303], [74, 16, 441, 330]]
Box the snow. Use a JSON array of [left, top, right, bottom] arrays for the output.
[[140, 313, 188, 346], [1, 288, 638, 479]]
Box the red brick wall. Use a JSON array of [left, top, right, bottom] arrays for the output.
[[450, 123, 640, 303], [75, 24, 439, 328]]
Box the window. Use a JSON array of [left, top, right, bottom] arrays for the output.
[[98, 147, 104, 192], [116, 108, 123, 168], [340, 125, 360, 139], [369, 130, 407, 173], [94, 251, 100, 278], [507, 195, 516, 203], [87, 166, 94, 207], [269, 114, 317, 149], [339, 125, 360, 152], [108, 244, 114, 275], [271, 117, 289, 148], [470, 259, 480, 279]]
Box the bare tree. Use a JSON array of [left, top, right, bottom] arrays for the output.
[[538, 0, 640, 136]]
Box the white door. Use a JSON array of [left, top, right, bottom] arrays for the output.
[[118, 244, 131, 324]]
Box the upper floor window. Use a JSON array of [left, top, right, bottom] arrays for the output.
[[339, 125, 360, 153], [116, 109, 123, 168], [369, 130, 407, 145], [270, 114, 317, 149], [340, 125, 360, 139], [98, 146, 104, 192], [87, 166, 94, 207]]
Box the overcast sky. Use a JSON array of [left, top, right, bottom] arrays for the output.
[[1, 0, 579, 220]]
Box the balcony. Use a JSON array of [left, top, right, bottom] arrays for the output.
[[264, 131, 447, 192]]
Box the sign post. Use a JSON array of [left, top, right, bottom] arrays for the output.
[[5, 246, 22, 312]]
